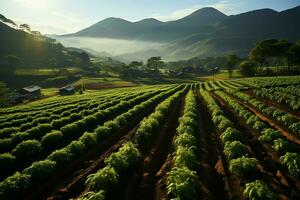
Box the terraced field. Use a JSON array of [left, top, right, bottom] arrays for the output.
[[0, 76, 299, 200]]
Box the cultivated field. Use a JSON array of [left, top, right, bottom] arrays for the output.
[[0, 76, 299, 200]]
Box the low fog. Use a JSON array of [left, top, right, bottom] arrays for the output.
[[52, 36, 164, 57]]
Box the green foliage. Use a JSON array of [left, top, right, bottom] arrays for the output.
[[41, 131, 63, 148], [85, 166, 118, 191], [80, 190, 106, 200], [280, 152, 300, 177], [258, 128, 282, 143], [23, 159, 56, 182], [174, 146, 197, 169], [0, 172, 31, 199], [0, 153, 15, 171], [239, 61, 256, 77], [224, 141, 249, 159], [243, 180, 277, 200], [273, 139, 296, 155], [229, 156, 258, 177], [166, 167, 199, 200], [11, 139, 42, 160], [47, 148, 73, 166], [220, 127, 244, 143], [175, 132, 197, 147], [79, 132, 97, 149], [104, 142, 141, 172]]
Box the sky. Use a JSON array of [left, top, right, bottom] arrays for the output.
[[1, 0, 300, 34]]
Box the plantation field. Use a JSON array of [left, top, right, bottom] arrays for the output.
[[0, 76, 299, 200]]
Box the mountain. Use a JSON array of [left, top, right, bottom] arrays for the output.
[[0, 15, 87, 67], [61, 6, 300, 61], [66, 7, 227, 42]]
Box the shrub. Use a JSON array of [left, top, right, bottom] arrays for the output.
[[220, 127, 244, 143], [23, 159, 56, 182], [273, 139, 296, 155], [253, 121, 266, 131], [280, 152, 300, 177], [243, 180, 277, 200], [0, 153, 15, 171], [0, 172, 31, 199], [258, 128, 281, 143], [218, 119, 233, 131], [85, 166, 118, 191], [166, 167, 199, 200], [224, 141, 249, 159], [66, 140, 86, 156], [229, 156, 258, 177], [105, 142, 141, 172], [47, 148, 73, 166], [80, 190, 106, 200], [79, 132, 97, 149], [174, 146, 197, 169], [289, 122, 300, 135], [11, 140, 42, 160], [175, 133, 197, 148], [41, 131, 63, 148]]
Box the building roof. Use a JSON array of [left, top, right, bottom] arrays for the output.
[[60, 85, 75, 92], [22, 85, 41, 93]]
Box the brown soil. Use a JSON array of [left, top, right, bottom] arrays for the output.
[[212, 92, 300, 199], [125, 92, 185, 200], [244, 90, 300, 118], [226, 92, 300, 146], [25, 91, 172, 200], [195, 87, 228, 200]]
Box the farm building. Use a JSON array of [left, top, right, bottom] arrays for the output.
[[59, 85, 76, 95], [13, 85, 41, 103]]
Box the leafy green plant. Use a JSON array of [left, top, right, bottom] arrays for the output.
[[23, 159, 56, 182], [175, 132, 197, 147], [166, 167, 199, 200], [258, 128, 282, 143], [47, 148, 73, 166], [80, 190, 106, 200], [280, 152, 300, 177], [229, 156, 258, 177], [11, 139, 42, 160], [174, 146, 197, 169], [273, 139, 296, 155], [0, 172, 31, 199], [220, 127, 244, 143], [243, 180, 277, 200], [224, 141, 249, 159], [104, 142, 141, 172], [85, 166, 118, 191], [41, 130, 63, 149], [0, 153, 15, 171]]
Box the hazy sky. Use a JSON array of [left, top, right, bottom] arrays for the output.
[[1, 0, 299, 34]]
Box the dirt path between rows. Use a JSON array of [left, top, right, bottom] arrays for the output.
[[225, 91, 300, 146], [196, 88, 228, 200], [125, 93, 186, 200], [212, 92, 300, 199]]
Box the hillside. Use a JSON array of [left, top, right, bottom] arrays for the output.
[[61, 6, 300, 61], [0, 15, 87, 67]]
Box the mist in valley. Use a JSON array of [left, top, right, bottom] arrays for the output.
[[52, 36, 164, 59]]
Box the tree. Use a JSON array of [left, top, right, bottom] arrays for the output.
[[79, 52, 90, 68], [240, 61, 256, 77], [226, 54, 240, 78], [5, 55, 20, 75], [19, 24, 31, 32], [49, 58, 58, 72], [146, 57, 164, 74]]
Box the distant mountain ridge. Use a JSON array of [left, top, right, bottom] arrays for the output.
[[61, 6, 300, 60]]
